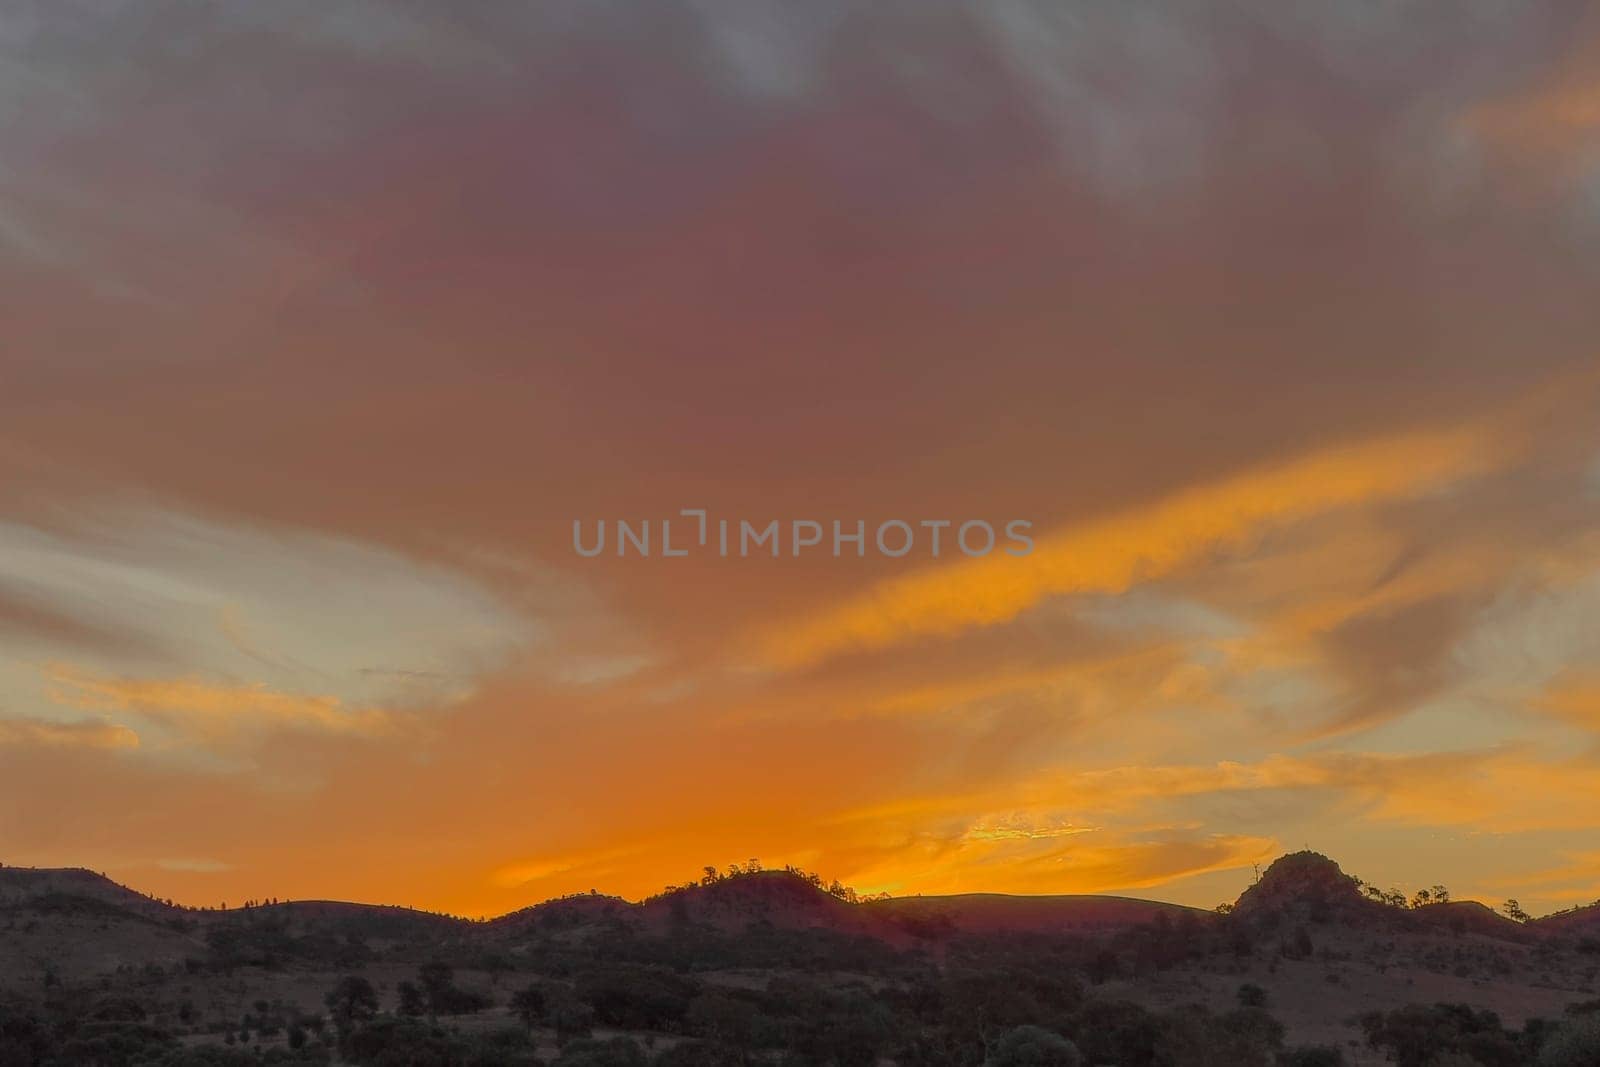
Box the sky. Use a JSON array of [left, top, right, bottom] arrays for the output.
[[2, 1, 1600, 919]]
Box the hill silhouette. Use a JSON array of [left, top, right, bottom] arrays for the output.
[[3, 851, 1594, 944], [4, 851, 1600, 1065], [469, 868, 1207, 951], [1537, 901, 1600, 937], [1231, 850, 1392, 932]]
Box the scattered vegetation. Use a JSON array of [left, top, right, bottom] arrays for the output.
[[1354, 877, 1452, 910], [646, 860, 890, 904], [4, 853, 1600, 1064]]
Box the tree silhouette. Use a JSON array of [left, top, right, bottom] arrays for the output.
[[987, 1025, 1083, 1066], [323, 975, 378, 1033], [396, 980, 426, 1018], [510, 983, 548, 1028]]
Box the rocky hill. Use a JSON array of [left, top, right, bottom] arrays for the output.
[[1232, 850, 1381, 923]]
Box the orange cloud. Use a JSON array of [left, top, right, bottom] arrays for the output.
[[757, 423, 1504, 668], [0, 716, 138, 750], [1463, 65, 1600, 191], [44, 664, 396, 743], [491, 845, 646, 890], [830, 746, 1600, 869], [1488, 851, 1600, 899], [1534, 673, 1600, 730], [1297, 748, 1600, 834], [853, 643, 1205, 720], [830, 755, 1336, 837], [845, 832, 1278, 899]]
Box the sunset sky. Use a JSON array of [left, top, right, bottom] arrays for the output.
[[3, 2, 1600, 919]]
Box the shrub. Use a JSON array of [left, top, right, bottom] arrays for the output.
[[1361, 1003, 1519, 1067], [1540, 1016, 1600, 1067], [986, 1025, 1082, 1067], [551, 1036, 649, 1066]]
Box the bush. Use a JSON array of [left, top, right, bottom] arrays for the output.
[[1070, 1000, 1162, 1067], [416, 962, 494, 1016], [650, 1042, 746, 1066], [1540, 1016, 1600, 1067], [686, 992, 759, 1047], [551, 1036, 649, 1066], [548, 990, 596, 1044], [986, 1025, 1082, 1066], [1361, 1004, 1519, 1067], [1156, 1006, 1283, 1067], [323, 975, 379, 1032], [462, 1027, 541, 1066], [576, 965, 696, 1030]]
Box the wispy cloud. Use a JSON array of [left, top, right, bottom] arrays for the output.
[[44, 664, 395, 743], [758, 423, 1504, 668], [157, 857, 232, 874], [0, 715, 138, 750]]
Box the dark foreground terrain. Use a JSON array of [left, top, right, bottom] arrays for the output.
[[3, 852, 1600, 1065]]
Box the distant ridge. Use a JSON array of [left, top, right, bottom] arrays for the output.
[[486, 869, 1202, 947], [0, 865, 182, 922], [2, 851, 1593, 942], [1533, 900, 1600, 937]]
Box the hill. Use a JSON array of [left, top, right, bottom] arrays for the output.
[[1231, 850, 1388, 925], [867, 891, 1203, 939], [1533, 900, 1600, 938], [479, 868, 1203, 949], [3, 853, 1592, 951], [4, 852, 1600, 1065], [0, 864, 183, 922]]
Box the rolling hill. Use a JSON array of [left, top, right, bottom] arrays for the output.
[[3, 851, 1599, 1065]]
